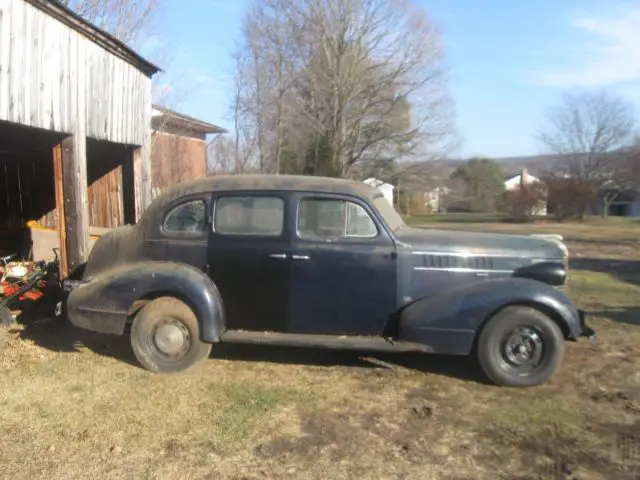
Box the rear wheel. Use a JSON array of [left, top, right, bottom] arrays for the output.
[[131, 297, 212, 373], [477, 306, 564, 387]]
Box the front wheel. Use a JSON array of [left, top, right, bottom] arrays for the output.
[[477, 306, 564, 387], [131, 297, 212, 373]]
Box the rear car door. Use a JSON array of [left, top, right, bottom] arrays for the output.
[[287, 193, 398, 336], [207, 191, 291, 332]]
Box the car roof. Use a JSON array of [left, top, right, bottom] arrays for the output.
[[142, 174, 381, 221]]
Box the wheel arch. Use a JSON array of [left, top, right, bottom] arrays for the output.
[[472, 300, 572, 353], [66, 261, 226, 342]]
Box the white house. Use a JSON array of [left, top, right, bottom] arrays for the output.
[[423, 186, 450, 213], [504, 169, 548, 216], [363, 177, 395, 206]]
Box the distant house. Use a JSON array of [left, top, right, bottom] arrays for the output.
[[592, 190, 640, 217], [363, 177, 395, 206], [423, 186, 450, 213], [504, 168, 548, 216]]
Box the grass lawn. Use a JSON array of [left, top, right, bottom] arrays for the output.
[[1, 218, 639, 479]]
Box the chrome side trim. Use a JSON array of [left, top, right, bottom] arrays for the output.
[[413, 267, 514, 274], [411, 251, 526, 258]]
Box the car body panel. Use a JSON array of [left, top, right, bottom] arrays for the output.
[[398, 276, 584, 355], [66, 261, 225, 342]]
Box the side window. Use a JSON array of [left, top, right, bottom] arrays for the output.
[[214, 196, 285, 236], [298, 198, 377, 240], [164, 200, 206, 233], [346, 202, 377, 237]]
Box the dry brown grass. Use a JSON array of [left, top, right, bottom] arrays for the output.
[[1, 220, 639, 479]]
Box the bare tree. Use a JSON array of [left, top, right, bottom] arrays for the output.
[[229, 0, 457, 178], [536, 89, 636, 216], [62, 0, 159, 45]]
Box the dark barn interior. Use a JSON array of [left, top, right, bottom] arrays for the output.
[[0, 120, 135, 261], [0, 120, 64, 258]]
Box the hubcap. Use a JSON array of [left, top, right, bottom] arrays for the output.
[[501, 327, 544, 375], [153, 321, 189, 357]]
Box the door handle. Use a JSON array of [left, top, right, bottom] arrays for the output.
[[291, 255, 310, 260], [268, 253, 287, 259]]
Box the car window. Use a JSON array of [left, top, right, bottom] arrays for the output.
[[164, 200, 206, 233], [214, 196, 284, 236], [346, 202, 377, 237], [298, 198, 377, 240]]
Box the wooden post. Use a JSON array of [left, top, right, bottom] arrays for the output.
[[133, 147, 142, 221], [132, 144, 152, 222], [61, 135, 89, 275], [52, 145, 68, 278]]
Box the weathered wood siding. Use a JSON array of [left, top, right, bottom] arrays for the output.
[[151, 131, 207, 199], [0, 0, 151, 146]]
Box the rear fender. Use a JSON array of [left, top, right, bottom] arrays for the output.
[[398, 277, 584, 355], [66, 262, 225, 342]]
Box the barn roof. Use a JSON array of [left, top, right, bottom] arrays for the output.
[[25, 0, 161, 77], [152, 105, 227, 134]]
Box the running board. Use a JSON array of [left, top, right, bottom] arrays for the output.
[[219, 330, 430, 353]]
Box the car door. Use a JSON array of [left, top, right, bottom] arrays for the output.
[[287, 192, 398, 336], [207, 191, 290, 332]]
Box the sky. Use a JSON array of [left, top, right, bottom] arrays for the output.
[[139, 0, 640, 159]]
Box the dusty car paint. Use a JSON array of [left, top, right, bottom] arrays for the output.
[[65, 174, 593, 354]]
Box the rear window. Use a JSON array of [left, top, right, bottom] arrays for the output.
[[164, 200, 206, 232], [214, 196, 284, 236]]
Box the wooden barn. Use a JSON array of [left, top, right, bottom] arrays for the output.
[[150, 105, 226, 200], [0, 0, 160, 277]]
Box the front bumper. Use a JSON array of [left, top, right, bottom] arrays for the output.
[[578, 309, 597, 344]]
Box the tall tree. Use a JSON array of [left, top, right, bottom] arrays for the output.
[[230, 0, 457, 177], [536, 89, 636, 216], [61, 0, 159, 45], [449, 158, 505, 212]]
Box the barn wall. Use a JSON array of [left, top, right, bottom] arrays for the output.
[[151, 131, 207, 198], [0, 0, 151, 146]]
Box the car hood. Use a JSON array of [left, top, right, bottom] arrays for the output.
[[394, 226, 565, 260]]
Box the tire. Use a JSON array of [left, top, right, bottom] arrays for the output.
[[131, 297, 212, 373], [0, 304, 14, 326], [477, 306, 564, 387]]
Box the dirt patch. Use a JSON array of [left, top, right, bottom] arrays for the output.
[[591, 389, 640, 415], [254, 412, 339, 459]]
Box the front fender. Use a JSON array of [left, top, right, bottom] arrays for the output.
[[66, 261, 225, 343], [398, 277, 585, 355]]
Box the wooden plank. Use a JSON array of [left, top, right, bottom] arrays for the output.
[[61, 135, 88, 274], [0, 0, 12, 121], [53, 144, 68, 278]]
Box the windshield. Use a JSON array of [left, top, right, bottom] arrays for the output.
[[373, 195, 405, 232]]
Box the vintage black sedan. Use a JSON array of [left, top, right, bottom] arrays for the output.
[[64, 175, 595, 387]]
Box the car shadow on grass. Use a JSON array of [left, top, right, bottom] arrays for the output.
[[211, 343, 488, 384], [570, 257, 640, 286], [13, 302, 140, 368], [13, 303, 488, 383], [588, 307, 640, 326]]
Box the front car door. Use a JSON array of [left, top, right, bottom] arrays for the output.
[[207, 191, 291, 332], [287, 193, 398, 336]]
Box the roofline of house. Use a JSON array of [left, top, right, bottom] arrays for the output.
[[152, 105, 228, 134], [25, 0, 161, 77]]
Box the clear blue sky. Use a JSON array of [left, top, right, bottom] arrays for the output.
[[140, 0, 640, 159]]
